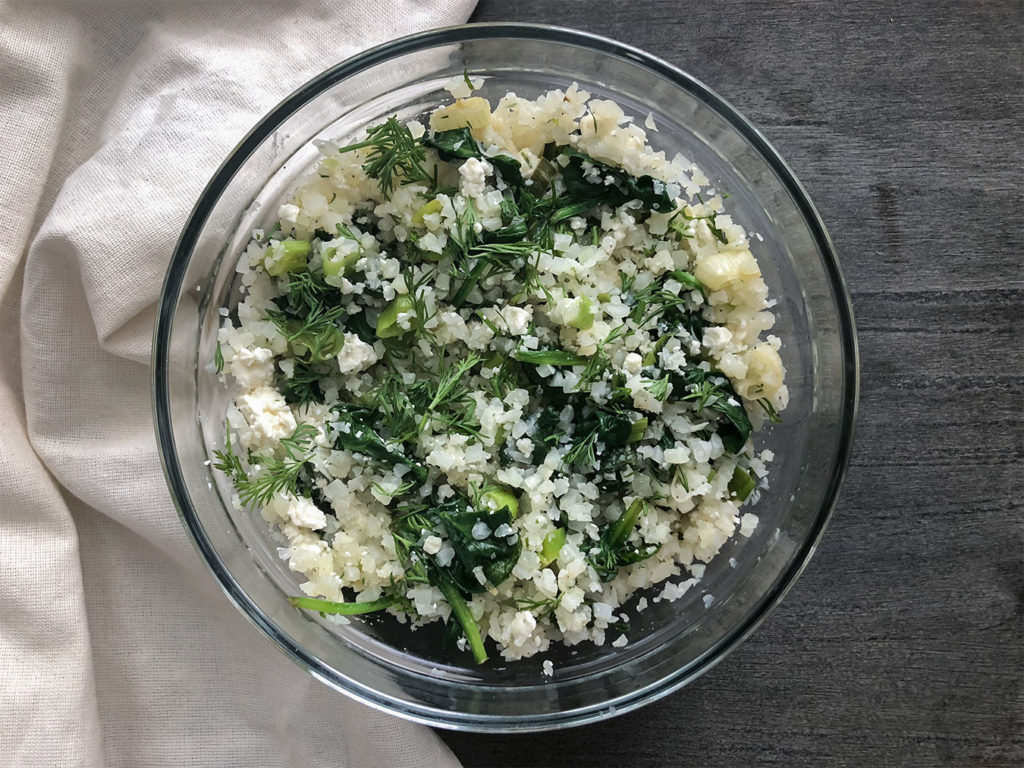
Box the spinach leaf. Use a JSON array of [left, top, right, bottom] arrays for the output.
[[331, 405, 428, 483], [557, 148, 674, 216], [667, 365, 752, 454], [279, 360, 326, 405], [432, 497, 521, 593], [424, 127, 525, 186], [530, 405, 565, 464], [565, 407, 634, 468], [391, 512, 488, 664], [584, 499, 660, 582]]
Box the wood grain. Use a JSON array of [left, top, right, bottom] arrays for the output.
[[440, 1, 1024, 765]]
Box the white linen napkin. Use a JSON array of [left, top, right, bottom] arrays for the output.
[[0, 3, 476, 765]]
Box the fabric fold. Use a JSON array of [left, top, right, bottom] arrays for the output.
[[1, 2, 475, 765]]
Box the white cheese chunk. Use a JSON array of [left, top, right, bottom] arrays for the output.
[[336, 333, 378, 374], [286, 495, 327, 530], [237, 386, 296, 449]]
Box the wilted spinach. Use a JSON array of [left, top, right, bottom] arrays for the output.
[[585, 498, 660, 582], [331, 405, 428, 483], [667, 365, 752, 454], [554, 148, 674, 220], [423, 127, 525, 186]]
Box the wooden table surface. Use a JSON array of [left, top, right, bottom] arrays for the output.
[[440, 2, 1023, 766]]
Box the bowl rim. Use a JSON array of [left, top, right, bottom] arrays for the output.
[[153, 21, 859, 732]]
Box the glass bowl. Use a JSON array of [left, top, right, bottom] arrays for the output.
[[153, 23, 858, 731]]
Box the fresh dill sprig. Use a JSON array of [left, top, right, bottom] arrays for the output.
[[338, 117, 433, 196], [512, 593, 563, 618], [372, 371, 419, 442], [416, 352, 482, 434], [214, 341, 224, 374], [281, 361, 325, 405], [212, 421, 245, 483], [402, 268, 439, 343], [705, 212, 728, 245], [680, 377, 722, 410], [267, 302, 345, 362], [266, 271, 345, 363], [629, 282, 689, 327], [283, 270, 336, 312], [232, 423, 318, 507], [335, 223, 361, 243], [757, 398, 782, 423], [564, 426, 599, 468], [373, 479, 418, 500], [645, 375, 671, 401], [668, 203, 729, 245], [577, 324, 630, 389], [483, 356, 524, 400]]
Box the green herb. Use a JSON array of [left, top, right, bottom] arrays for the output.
[[221, 423, 318, 507], [564, 407, 633, 469], [705, 212, 729, 245], [268, 303, 344, 363], [758, 398, 782, 423], [280, 360, 325, 405], [513, 593, 563, 619], [558, 148, 674, 215], [584, 498, 660, 582], [332, 405, 428, 483], [576, 324, 629, 389], [462, 68, 476, 92], [668, 204, 728, 245], [372, 479, 417, 499], [213, 341, 224, 374], [668, 365, 752, 454], [564, 427, 598, 468], [338, 117, 433, 196], [645, 375, 671, 401], [414, 353, 482, 434], [483, 356, 525, 399], [211, 421, 245, 484], [335, 222, 361, 243], [267, 271, 346, 363], [530, 406, 565, 463]]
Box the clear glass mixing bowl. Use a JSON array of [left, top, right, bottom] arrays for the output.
[[153, 23, 858, 731]]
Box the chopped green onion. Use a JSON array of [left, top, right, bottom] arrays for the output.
[[628, 417, 648, 443], [376, 294, 417, 338], [412, 197, 443, 223], [265, 239, 311, 276], [513, 349, 589, 366], [729, 466, 757, 502], [289, 596, 394, 615], [480, 488, 519, 519], [567, 295, 595, 330], [539, 528, 567, 567]]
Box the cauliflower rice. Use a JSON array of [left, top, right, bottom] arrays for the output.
[[213, 76, 788, 665]]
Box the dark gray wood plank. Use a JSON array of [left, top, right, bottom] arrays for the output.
[[441, 1, 1024, 765]]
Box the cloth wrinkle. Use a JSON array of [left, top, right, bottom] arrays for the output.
[[0, 2, 475, 765]]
